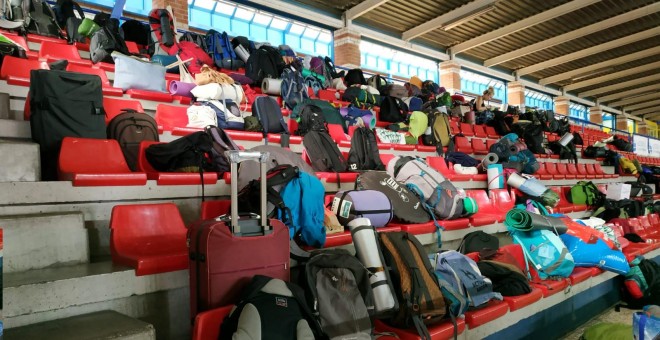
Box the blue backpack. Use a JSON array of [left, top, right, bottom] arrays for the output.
[[206, 30, 243, 70], [278, 171, 326, 247], [510, 229, 575, 280]]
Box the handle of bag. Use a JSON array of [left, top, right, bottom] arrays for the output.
[[226, 150, 270, 234]]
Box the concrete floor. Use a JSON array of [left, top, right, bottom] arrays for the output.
[[561, 305, 639, 339]]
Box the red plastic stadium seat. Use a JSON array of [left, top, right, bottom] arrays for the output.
[[594, 163, 616, 178], [568, 267, 593, 285], [465, 190, 501, 226], [301, 150, 358, 183], [485, 126, 499, 139], [125, 41, 141, 54], [550, 187, 572, 213], [200, 199, 231, 220], [449, 120, 460, 135], [535, 163, 551, 180], [473, 125, 488, 138], [576, 163, 594, 179], [58, 137, 147, 186], [471, 138, 489, 155], [39, 41, 91, 66], [374, 318, 466, 340], [485, 139, 496, 151], [66, 64, 124, 96], [327, 123, 352, 148], [556, 163, 576, 180], [103, 97, 145, 124], [489, 189, 515, 215], [318, 89, 338, 101], [454, 136, 473, 154], [126, 89, 174, 103], [464, 300, 509, 328], [585, 163, 603, 179], [460, 123, 474, 137], [109, 203, 188, 276], [380, 153, 395, 167], [137, 141, 218, 185], [487, 244, 543, 310], [155, 104, 188, 131], [427, 157, 471, 181], [192, 305, 233, 340], [0, 56, 49, 86], [267, 133, 302, 145]]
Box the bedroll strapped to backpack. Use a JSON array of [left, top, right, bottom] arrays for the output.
[[219, 275, 324, 340], [380, 232, 445, 340], [148, 9, 176, 56]]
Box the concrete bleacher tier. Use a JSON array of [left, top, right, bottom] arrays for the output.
[[1, 29, 660, 340]]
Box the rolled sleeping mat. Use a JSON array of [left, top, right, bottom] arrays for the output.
[[487, 164, 504, 190], [340, 107, 376, 129], [234, 44, 250, 63], [559, 132, 574, 147], [331, 190, 393, 228], [261, 78, 282, 95], [505, 208, 568, 234], [509, 141, 527, 153], [169, 81, 196, 97], [481, 153, 499, 171], [348, 218, 398, 316], [514, 176, 548, 198], [301, 68, 326, 83]]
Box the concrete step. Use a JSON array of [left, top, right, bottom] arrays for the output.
[[4, 310, 156, 340], [0, 119, 31, 139], [0, 139, 39, 181], [0, 212, 88, 273], [4, 261, 188, 328]]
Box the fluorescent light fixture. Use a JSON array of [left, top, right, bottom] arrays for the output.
[[442, 5, 496, 31]]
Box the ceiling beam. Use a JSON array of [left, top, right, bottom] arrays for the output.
[[599, 84, 660, 103], [625, 98, 660, 111], [244, 0, 343, 28], [484, 2, 660, 67], [564, 60, 660, 91], [402, 0, 497, 41], [609, 92, 660, 107], [580, 73, 660, 97], [345, 0, 392, 21], [517, 26, 660, 76], [539, 46, 660, 85], [451, 0, 601, 54], [631, 107, 659, 116]]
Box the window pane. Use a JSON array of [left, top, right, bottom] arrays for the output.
[[234, 7, 254, 21], [270, 17, 288, 30], [194, 0, 215, 10], [215, 1, 235, 15], [253, 13, 271, 26], [289, 23, 305, 35]]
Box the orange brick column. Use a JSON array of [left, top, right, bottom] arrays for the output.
[[589, 107, 603, 125], [616, 115, 629, 132], [507, 81, 525, 110], [333, 28, 361, 69], [153, 0, 188, 30], [554, 96, 569, 116], [439, 61, 460, 94]]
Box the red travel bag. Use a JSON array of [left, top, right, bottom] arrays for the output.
[[188, 150, 290, 321]]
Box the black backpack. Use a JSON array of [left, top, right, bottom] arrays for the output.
[[344, 68, 367, 87], [583, 146, 607, 158], [620, 258, 660, 309], [296, 104, 327, 136], [477, 261, 532, 297], [324, 56, 344, 79], [347, 127, 384, 171], [206, 126, 241, 173], [145, 131, 215, 173], [610, 136, 633, 152], [303, 130, 348, 173], [245, 45, 286, 84], [219, 275, 324, 340], [379, 96, 408, 123], [53, 0, 84, 43], [106, 110, 159, 171], [90, 18, 129, 63], [120, 19, 153, 55], [457, 231, 499, 254], [237, 164, 299, 221], [27, 0, 63, 38]]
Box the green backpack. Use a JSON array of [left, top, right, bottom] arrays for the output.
[[568, 181, 604, 206]]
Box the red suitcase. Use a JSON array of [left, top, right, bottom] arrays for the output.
[[188, 150, 290, 321]]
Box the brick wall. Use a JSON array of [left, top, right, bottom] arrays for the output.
[[334, 28, 361, 69], [152, 0, 188, 30]]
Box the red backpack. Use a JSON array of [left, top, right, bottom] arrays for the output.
[[174, 41, 214, 74]]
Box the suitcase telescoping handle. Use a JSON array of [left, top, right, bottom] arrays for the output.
[[226, 150, 270, 234]]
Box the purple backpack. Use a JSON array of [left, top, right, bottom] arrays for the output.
[[331, 190, 393, 228]]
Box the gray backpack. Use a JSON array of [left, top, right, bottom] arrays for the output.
[[90, 19, 128, 63], [281, 67, 309, 109], [304, 249, 374, 340], [433, 250, 502, 308], [387, 156, 465, 220]]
